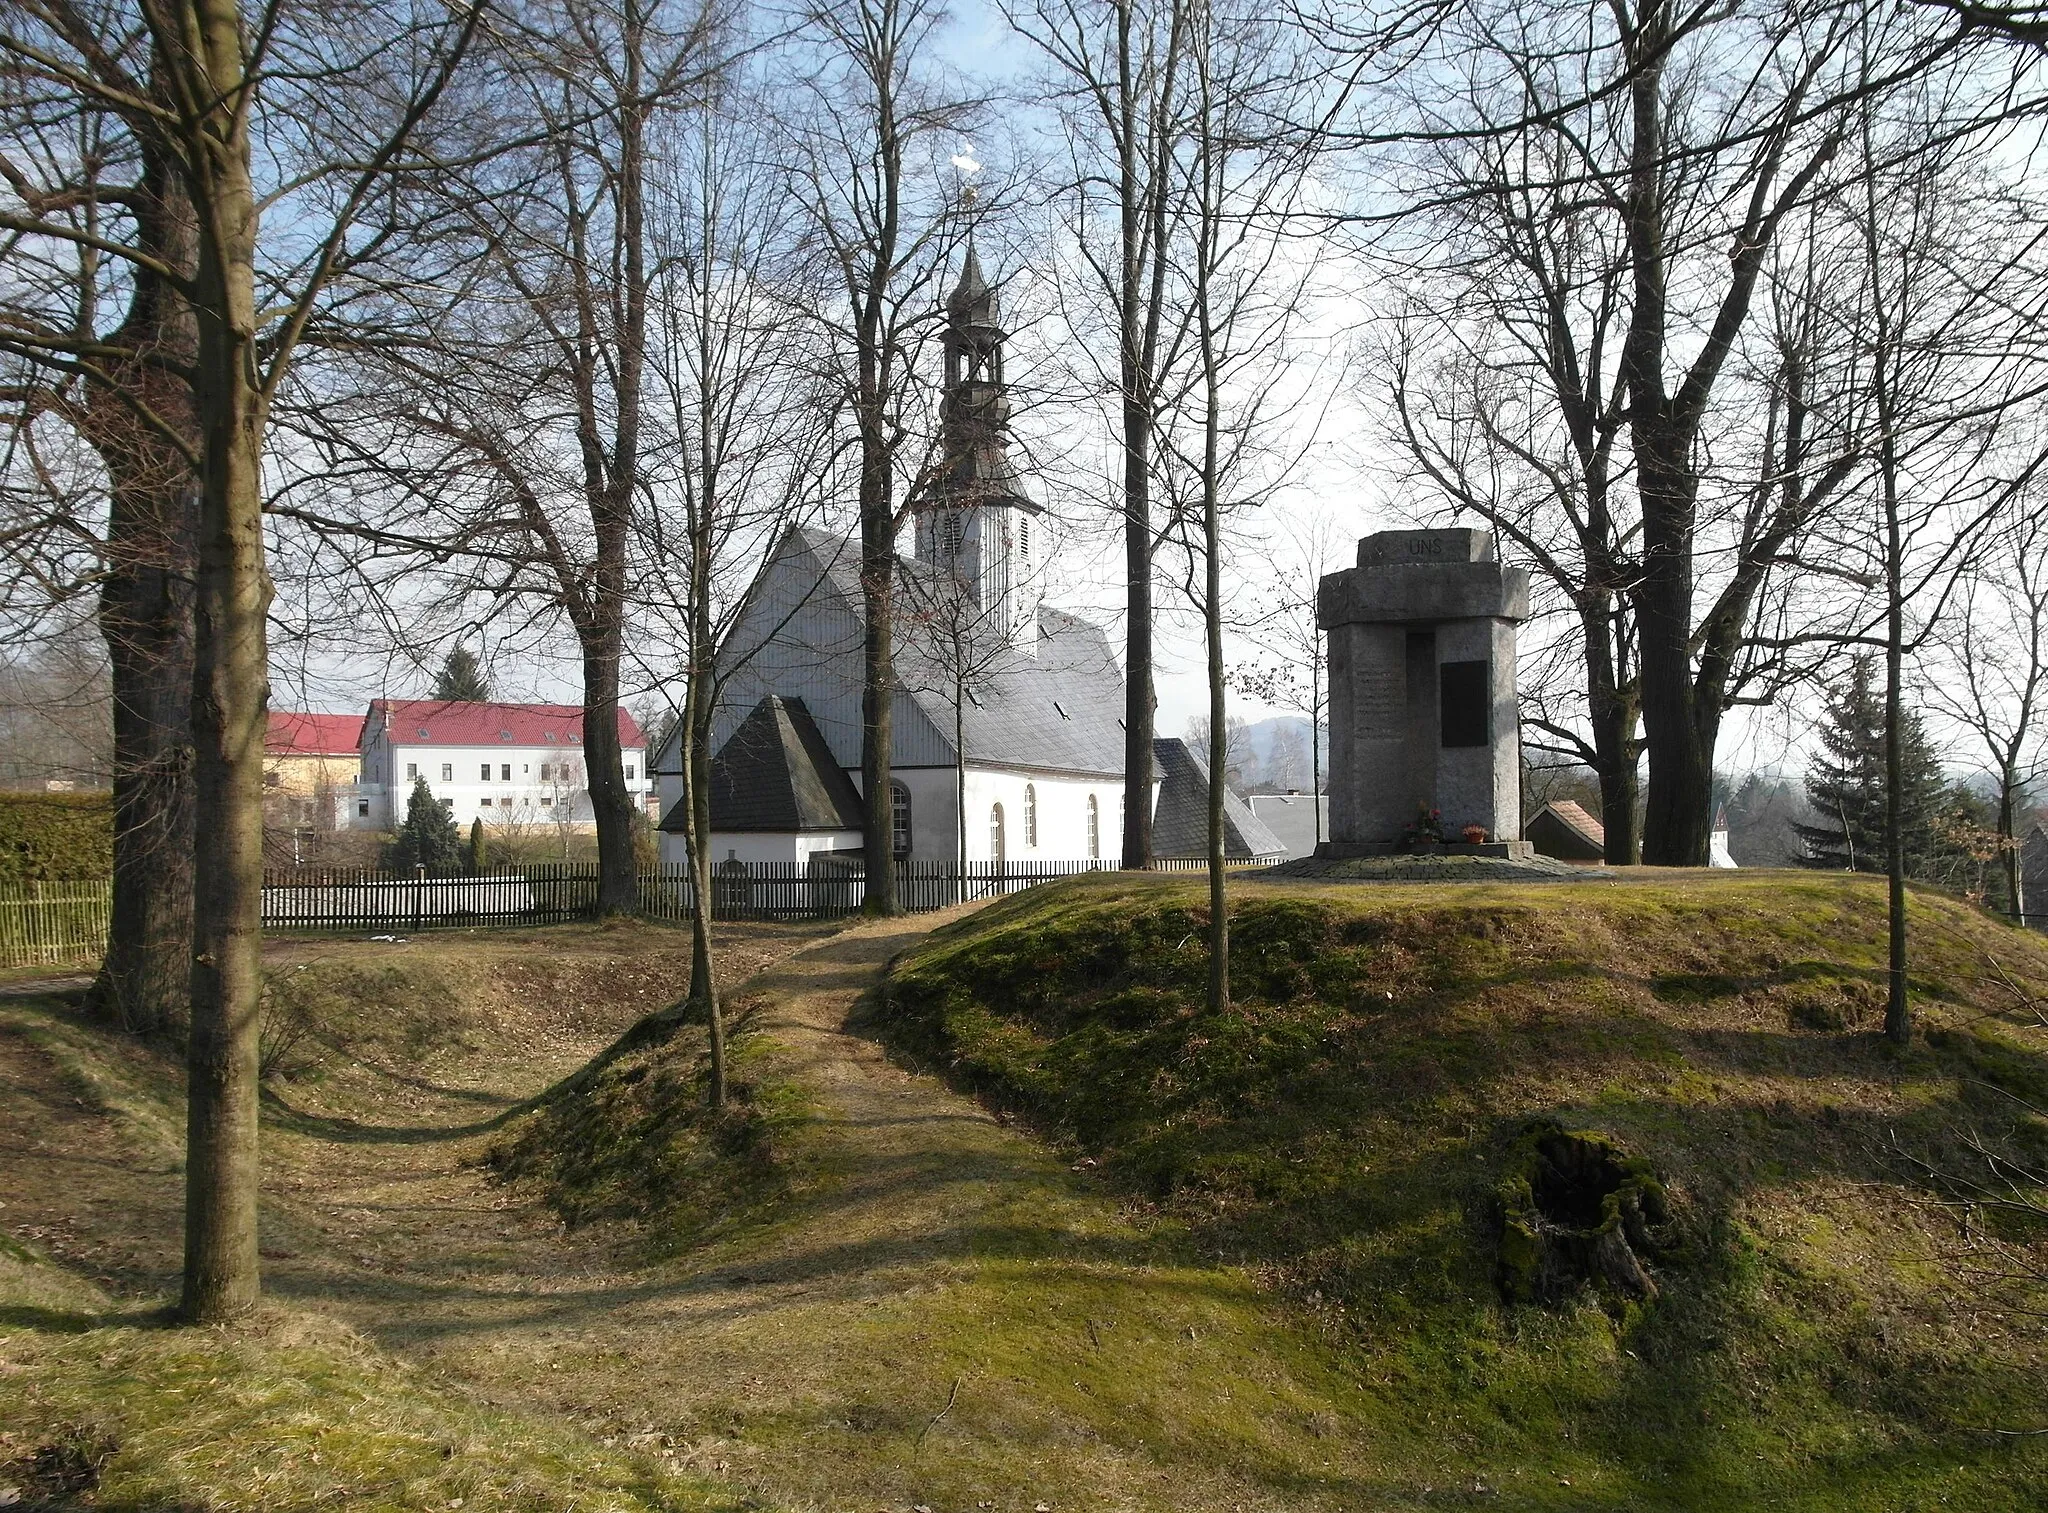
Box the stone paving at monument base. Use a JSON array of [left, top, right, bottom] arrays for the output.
[[1261, 852, 1613, 883]]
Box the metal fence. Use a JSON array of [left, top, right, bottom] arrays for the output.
[[257, 857, 1128, 933], [0, 880, 112, 968], [5, 858, 1259, 962]]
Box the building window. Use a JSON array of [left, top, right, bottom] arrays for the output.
[[1019, 515, 1029, 558], [990, 803, 1006, 865], [890, 781, 912, 858], [626, 763, 636, 780], [1087, 794, 1099, 859], [500, 763, 511, 781], [540, 764, 552, 781], [941, 510, 963, 556], [541, 795, 553, 806], [440, 763, 453, 783], [406, 762, 418, 781], [440, 798, 453, 811], [481, 797, 492, 807], [480, 762, 492, 781], [357, 800, 370, 818], [1024, 783, 1037, 847]]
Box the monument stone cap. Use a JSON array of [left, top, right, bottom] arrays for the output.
[[1357, 528, 1494, 568], [1318, 526, 1529, 629]]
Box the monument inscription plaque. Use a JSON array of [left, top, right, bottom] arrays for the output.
[[1317, 528, 1531, 858]]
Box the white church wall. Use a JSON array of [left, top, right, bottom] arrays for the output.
[[961, 767, 1121, 863], [668, 829, 861, 868]]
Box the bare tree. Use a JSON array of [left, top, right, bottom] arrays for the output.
[[1014, 0, 1200, 870], [1, 0, 480, 1322], [783, 0, 974, 914], [1815, 27, 2048, 1042], [635, 90, 833, 1107], [1936, 507, 2048, 925], [1162, 0, 1315, 1015], [1376, 0, 1947, 865]]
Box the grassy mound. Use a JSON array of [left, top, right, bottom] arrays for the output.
[[485, 1010, 812, 1257], [881, 870, 2048, 1506]]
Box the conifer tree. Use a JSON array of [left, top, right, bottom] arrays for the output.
[[431, 648, 491, 703], [387, 779, 464, 876], [467, 818, 488, 875], [1794, 658, 1949, 874]]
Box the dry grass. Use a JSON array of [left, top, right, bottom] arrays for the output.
[[6, 876, 2048, 1512]]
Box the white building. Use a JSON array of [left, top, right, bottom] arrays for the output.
[[354, 699, 650, 834], [652, 250, 1278, 871]]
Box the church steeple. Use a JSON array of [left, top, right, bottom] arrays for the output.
[[917, 244, 1043, 639]]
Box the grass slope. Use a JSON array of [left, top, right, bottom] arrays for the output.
[[879, 871, 2048, 1509], [1, 921, 818, 1513]]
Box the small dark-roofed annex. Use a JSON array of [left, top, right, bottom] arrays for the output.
[[1528, 800, 1606, 864], [1150, 737, 1286, 862], [663, 695, 863, 835]]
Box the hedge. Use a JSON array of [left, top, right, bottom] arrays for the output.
[[0, 791, 114, 884]]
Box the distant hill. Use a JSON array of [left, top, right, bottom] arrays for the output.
[[1234, 714, 1327, 793]]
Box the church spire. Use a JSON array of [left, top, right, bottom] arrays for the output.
[[916, 246, 1044, 640]]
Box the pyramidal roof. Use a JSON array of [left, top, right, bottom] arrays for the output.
[[947, 243, 997, 322], [668, 694, 863, 834]]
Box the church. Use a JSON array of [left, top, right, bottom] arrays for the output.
[[652, 250, 1281, 868]]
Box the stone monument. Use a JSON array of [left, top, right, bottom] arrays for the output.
[[1316, 528, 1532, 858]]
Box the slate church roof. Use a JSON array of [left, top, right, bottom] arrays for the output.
[[693, 524, 1129, 781], [660, 695, 863, 835], [1150, 737, 1286, 862]]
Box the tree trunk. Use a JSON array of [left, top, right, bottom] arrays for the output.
[[1585, 623, 1641, 866], [860, 439, 900, 914], [182, 5, 270, 1320], [583, 635, 639, 914], [1635, 445, 1716, 867], [685, 680, 723, 1107], [1880, 411, 1910, 1045], [82, 105, 201, 1038], [1202, 398, 1228, 1015], [1122, 396, 1155, 869], [1998, 763, 2023, 925]]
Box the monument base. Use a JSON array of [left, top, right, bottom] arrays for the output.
[[1314, 839, 1536, 861]]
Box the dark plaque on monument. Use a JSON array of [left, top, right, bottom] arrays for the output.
[[1439, 661, 1490, 749]]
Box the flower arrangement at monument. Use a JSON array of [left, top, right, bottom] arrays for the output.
[[1462, 824, 1489, 845], [1402, 805, 1446, 851]]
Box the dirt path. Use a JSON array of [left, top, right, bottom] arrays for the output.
[[5, 913, 1382, 1512]]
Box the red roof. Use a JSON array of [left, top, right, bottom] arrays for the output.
[[266, 712, 363, 758], [366, 699, 644, 750], [1542, 799, 1606, 848]]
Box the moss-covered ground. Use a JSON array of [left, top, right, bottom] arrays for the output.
[[6, 875, 2048, 1511], [0, 919, 818, 1512], [879, 870, 2048, 1508]]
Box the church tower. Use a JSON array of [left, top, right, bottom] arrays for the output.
[[915, 246, 1043, 640]]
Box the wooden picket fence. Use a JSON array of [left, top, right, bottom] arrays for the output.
[[0, 880, 113, 968]]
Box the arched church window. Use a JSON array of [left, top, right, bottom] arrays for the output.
[[1087, 794, 1100, 859], [1024, 783, 1037, 847], [990, 803, 1006, 866], [891, 782, 912, 858]]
